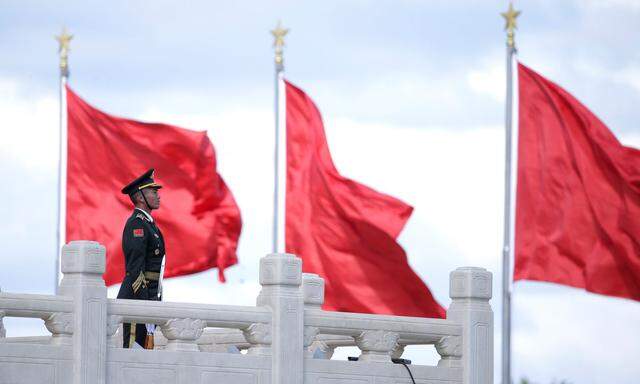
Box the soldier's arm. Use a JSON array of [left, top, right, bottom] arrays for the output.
[[123, 218, 149, 299]]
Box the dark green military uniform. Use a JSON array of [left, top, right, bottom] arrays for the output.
[[117, 209, 165, 301], [117, 169, 165, 349]]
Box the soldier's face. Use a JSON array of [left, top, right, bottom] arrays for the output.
[[142, 188, 161, 210]]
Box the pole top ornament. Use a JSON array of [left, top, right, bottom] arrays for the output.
[[55, 27, 73, 77], [501, 3, 521, 48], [271, 21, 289, 69]]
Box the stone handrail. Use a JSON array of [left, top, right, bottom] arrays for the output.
[[108, 299, 270, 328], [305, 309, 462, 342], [0, 335, 52, 344], [0, 292, 75, 346], [0, 293, 72, 318]]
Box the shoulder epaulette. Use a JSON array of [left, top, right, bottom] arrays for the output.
[[135, 213, 149, 222]]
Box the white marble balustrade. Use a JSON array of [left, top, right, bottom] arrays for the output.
[[0, 240, 493, 384]]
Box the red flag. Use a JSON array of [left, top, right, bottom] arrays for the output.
[[515, 63, 640, 300], [284, 80, 445, 318], [66, 86, 242, 286]]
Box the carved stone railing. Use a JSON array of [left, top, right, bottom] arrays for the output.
[[108, 299, 270, 351], [304, 308, 464, 360], [0, 240, 493, 384], [0, 291, 73, 346], [153, 328, 249, 353], [302, 266, 492, 377]]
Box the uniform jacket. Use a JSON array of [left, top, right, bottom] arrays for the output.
[[117, 208, 165, 301]]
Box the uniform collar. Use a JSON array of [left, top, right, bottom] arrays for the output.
[[134, 207, 154, 223]]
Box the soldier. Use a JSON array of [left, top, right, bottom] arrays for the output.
[[117, 169, 165, 349]]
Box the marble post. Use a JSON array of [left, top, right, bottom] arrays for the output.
[[446, 267, 493, 384], [257, 253, 304, 384], [59, 241, 107, 384]]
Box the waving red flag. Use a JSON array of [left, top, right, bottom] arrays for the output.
[[285, 80, 444, 318], [515, 63, 640, 300], [66, 86, 242, 285]]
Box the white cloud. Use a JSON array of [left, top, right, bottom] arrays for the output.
[[513, 282, 640, 384], [620, 132, 640, 150], [616, 66, 640, 94], [574, 59, 640, 96], [467, 57, 506, 103], [0, 78, 58, 172], [580, 0, 640, 11]]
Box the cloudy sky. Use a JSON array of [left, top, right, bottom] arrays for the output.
[[1, 1, 639, 383]]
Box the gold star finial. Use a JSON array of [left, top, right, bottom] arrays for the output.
[[271, 21, 288, 48], [271, 21, 289, 68], [501, 3, 521, 48], [55, 27, 73, 77]]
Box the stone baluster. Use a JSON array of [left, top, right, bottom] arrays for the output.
[[309, 339, 335, 359], [58, 241, 108, 384], [256, 253, 304, 384], [391, 343, 406, 359], [153, 327, 168, 350], [302, 273, 323, 358], [0, 311, 5, 339], [435, 335, 462, 367], [106, 316, 122, 348], [446, 267, 493, 384], [160, 318, 206, 351], [355, 330, 400, 362], [44, 312, 73, 345], [242, 322, 271, 355]]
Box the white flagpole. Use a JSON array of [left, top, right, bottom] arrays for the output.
[[271, 22, 289, 254], [500, 4, 520, 384], [55, 28, 72, 294]]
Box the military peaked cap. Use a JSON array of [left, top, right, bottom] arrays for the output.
[[121, 169, 163, 195]]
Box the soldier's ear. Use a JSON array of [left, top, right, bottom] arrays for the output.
[[130, 191, 142, 204]]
